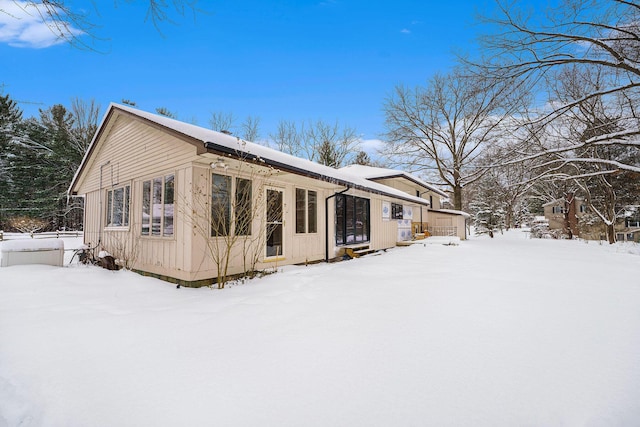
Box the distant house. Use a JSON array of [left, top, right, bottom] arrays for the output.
[[619, 207, 640, 242], [543, 196, 587, 238], [543, 196, 639, 242], [68, 104, 467, 286]]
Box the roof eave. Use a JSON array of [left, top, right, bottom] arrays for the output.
[[204, 141, 430, 207]]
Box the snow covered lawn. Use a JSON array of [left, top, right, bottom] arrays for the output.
[[1, 231, 639, 426]]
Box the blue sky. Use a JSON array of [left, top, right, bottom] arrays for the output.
[[1, 0, 499, 147]]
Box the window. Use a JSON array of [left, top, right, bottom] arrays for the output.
[[296, 188, 317, 234], [308, 190, 317, 233], [335, 194, 370, 245], [552, 206, 566, 214], [391, 203, 403, 219], [235, 177, 252, 236], [579, 204, 587, 213], [141, 174, 174, 236], [211, 175, 254, 237], [211, 174, 231, 236], [106, 185, 130, 227], [626, 217, 640, 228], [163, 175, 174, 236]]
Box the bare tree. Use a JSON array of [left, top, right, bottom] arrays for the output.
[[269, 120, 305, 156], [155, 107, 177, 118], [70, 97, 100, 156], [383, 66, 521, 210], [269, 119, 361, 168], [209, 111, 235, 134], [184, 147, 278, 288], [306, 120, 360, 167], [477, 0, 640, 173], [240, 115, 261, 142]]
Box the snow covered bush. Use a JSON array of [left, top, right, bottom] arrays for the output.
[[7, 216, 49, 234]]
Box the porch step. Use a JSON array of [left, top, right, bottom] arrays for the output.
[[345, 246, 375, 258]]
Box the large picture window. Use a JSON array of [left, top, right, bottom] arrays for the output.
[[141, 174, 174, 236], [106, 185, 130, 228], [335, 194, 370, 245], [296, 188, 317, 234]]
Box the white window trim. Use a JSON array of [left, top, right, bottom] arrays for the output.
[[105, 182, 131, 230]]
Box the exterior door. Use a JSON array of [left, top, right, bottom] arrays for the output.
[[266, 188, 284, 258]]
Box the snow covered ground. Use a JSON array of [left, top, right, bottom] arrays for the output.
[[1, 231, 639, 426]]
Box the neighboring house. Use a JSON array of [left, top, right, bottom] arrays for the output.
[[619, 207, 640, 242], [543, 196, 587, 238], [543, 197, 640, 242], [68, 104, 467, 286]]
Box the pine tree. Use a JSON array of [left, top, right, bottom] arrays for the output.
[[469, 173, 506, 238], [0, 94, 25, 229], [36, 104, 83, 229]]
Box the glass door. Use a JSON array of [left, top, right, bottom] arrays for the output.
[[266, 188, 284, 258]]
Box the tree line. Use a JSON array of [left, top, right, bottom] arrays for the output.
[[0, 95, 100, 232]]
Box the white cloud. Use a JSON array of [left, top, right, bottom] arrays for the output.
[[359, 138, 385, 155], [0, 0, 82, 48], [400, 28, 411, 34]]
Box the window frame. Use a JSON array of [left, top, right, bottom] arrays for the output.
[[210, 173, 254, 238], [141, 173, 175, 237], [295, 188, 318, 234], [211, 173, 232, 237], [105, 183, 131, 229], [335, 194, 370, 246], [391, 202, 404, 220]]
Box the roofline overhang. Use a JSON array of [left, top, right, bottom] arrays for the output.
[[367, 173, 448, 198], [204, 141, 430, 207], [429, 208, 471, 218]]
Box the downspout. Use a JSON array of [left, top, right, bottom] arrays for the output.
[[325, 186, 350, 262], [98, 160, 111, 247]]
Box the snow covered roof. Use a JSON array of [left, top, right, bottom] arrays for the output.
[[70, 104, 457, 209], [542, 196, 585, 207], [431, 208, 471, 219], [339, 164, 449, 198]]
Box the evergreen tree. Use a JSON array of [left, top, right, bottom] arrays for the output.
[[0, 94, 25, 229], [354, 151, 372, 166], [36, 105, 84, 229], [0, 97, 95, 231], [469, 174, 506, 238]]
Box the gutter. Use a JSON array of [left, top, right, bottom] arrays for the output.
[[203, 141, 429, 208], [325, 186, 350, 262]]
